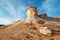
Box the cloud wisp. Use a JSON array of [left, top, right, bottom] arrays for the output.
[[0, 17, 12, 25], [41, 0, 60, 17]]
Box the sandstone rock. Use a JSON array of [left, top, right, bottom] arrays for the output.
[[0, 6, 60, 40], [26, 6, 38, 21], [38, 13, 60, 22], [26, 7, 38, 18], [55, 16, 60, 18], [0, 25, 5, 29], [38, 13, 48, 18], [0, 25, 4, 27], [39, 27, 51, 36]]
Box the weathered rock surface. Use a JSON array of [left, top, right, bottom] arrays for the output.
[[0, 7, 60, 40], [55, 16, 60, 18]]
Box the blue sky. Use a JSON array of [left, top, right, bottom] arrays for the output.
[[0, 0, 60, 25]]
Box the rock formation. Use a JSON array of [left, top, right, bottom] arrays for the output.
[[0, 6, 60, 40], [55, 16, 60, 18], [25, 6, 38, 23], [38, 13, 48, 18], [0, 25, 4, 27], [26, 6, 38, 20], [26, 7, 51, 35]]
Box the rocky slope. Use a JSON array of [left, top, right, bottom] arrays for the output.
[[0, 7, 60, 40]]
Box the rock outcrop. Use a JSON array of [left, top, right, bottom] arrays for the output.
[[0, 25, 4, 27], [26, 6, 38, 23], [55, 16, 60, 18], [0, 7, 60, 40], [26, 6, 38, 19], [26, 7, 51, 36], [38, 13, 48, 18]]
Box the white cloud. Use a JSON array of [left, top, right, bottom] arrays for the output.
[[0, 10, 4, 16], [5, 0, 27, 20], [0, 0, 27, 25], [42, 0, 52, 12], [17, 6, 27, 14], [0, 0, 17, 17], [41, 0, 59, 17], [41, 0, 60, 13], [17, 6, 27, 19], [3, 0, 24, 21], [0, 17, 12, 25], [4, 0, 18, 19], [27, 0, 36, 5]]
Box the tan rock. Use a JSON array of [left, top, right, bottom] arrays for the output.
[[0, 6, 60, 40], [55, 16, 60, 18], [38, 13, 48, 18], [26, 6, 38, 21], [39, 27, 51, 36]]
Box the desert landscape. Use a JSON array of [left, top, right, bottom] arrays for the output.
[[0, 7, 60, 40]]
